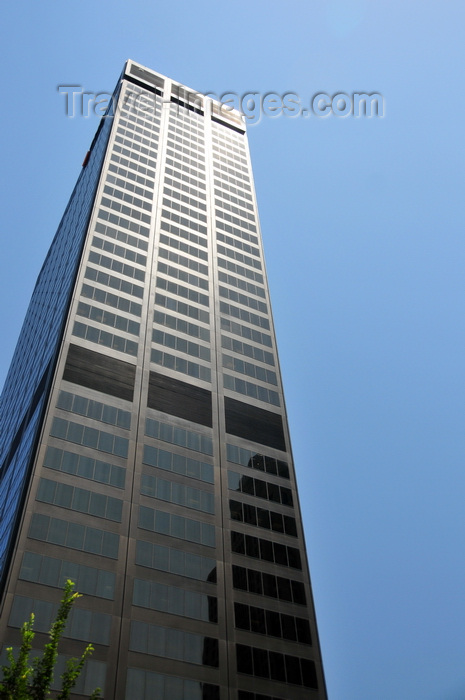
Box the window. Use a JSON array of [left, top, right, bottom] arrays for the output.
[[136, 539, 216, 583], [129, 621, 218, 666], [133, 578, 217, 623], [234, 602, 311, 644], [236, 644, 318, 689], [29, 514, 119, 559]]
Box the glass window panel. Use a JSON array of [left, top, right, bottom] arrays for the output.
[[156, 478, 171, 502], [232, 565, 247, 591], [48, 518, 67, 545], [139, 506, 154, 530], [166, 628, 183, 660], [69, 608, 92, 642], [262, 573, 277, 598], [270, 511, 284, 533], [256, 507, 271, 530], [97, 431, 113, 453], [202, 638, 219, 668], [187, 518, 201, 544], [158, 449, 171, 470], [266, 483, 280, 503], [67, 522, 85, 550], [201, 523, 216, 547], [37, 478, 56, 503], [187, 431, 200, 451], [236, 644, 253, 675], [296, 618, 312, 644], [57, 391, 74, 411], [110, 465, 126, 488], [84, 527, 103, 554], [29, 514, 50, 541], [79, 565, 99, 595], [301, 658, 318, 689], [200, 491, 214, 514], [51, 418, 68, 439], [280, 487, 293, 507], [277, 577, 292, 602], [130, 620, 148, 653], [113, 436, 128, 458], [259, 538, 273, 562], [253, 647, 269, 678], [169, 548, 184, 576], [56, 482, 74, 508], [94, 461, 111, 484], [78, 456, 94, 479], [9, 597, 33, 629], [273, 543, 288, 566], [81, 426, 98, 448], [292, 580, 306, 605], [133, 578, 151, 607], [159, 423, 173, 443], [200, 462, 214, 483], [235, 603, 250, 630], [136, 540, 152, 567], [241, 476, 254, 496], [106, 497, 123, 522], [61, 451, 79, 475], [61, 560, 80, 586], [284, 516, 297, 537], [103, 531, 119, 559], [184, 552, 201, 580], [172, 453, 185, 474], [243, 503, 257, 526], [89, 493, 107, 518], [164, 676, 183, 696], [169, 586, 184, 616], [126, 669, 145, 698], [184, 590, 199, 620], [250, 606, 266, 634], [245, 535, 259, 558], [40, 556, 61, 586], [116, 410, 131, 430], [96, 570, 115, 600], [44, 446, 63, 469], [231, 531, 245, 555], [154, 544, 170, 572], [265, 609, 282, 638], [154, 509, 170, 535], [281, 614, 297, 641], [269, 651, 286, 682], [287, 547, 302, 570], [172, 482, 186, 506], [73, 488, 90, 513], [228, 471, 241, 491], [285, 654, 302, 686], [170, 514, 185, 539], [254, 479, 267, 499], [20, 552, 41, 581]]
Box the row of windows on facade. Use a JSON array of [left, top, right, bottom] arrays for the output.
[[8, 597, 316, 688], [19, 552, 312, 645], [71, 323, 280, 403], [53, 393, 290, 484], [36, 469, 300, 557]]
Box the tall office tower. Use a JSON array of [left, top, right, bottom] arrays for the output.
[[0, 61, 326, 699]]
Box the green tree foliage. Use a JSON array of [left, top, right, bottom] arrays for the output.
[[0, 580, 101, 700]]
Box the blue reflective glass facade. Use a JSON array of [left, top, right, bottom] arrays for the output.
[[0, 101, 115, 582]]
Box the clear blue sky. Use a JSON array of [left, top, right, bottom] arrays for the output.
[[1, 2, 464, 698]]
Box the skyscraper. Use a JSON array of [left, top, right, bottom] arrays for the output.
[[0, 61, 327, 699]]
